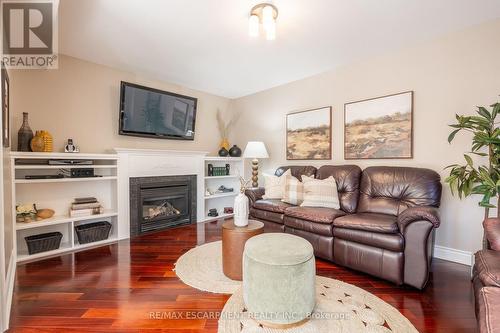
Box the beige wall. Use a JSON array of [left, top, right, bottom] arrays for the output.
[[232, 19, 500, 254], [10, 55, 230, 154]]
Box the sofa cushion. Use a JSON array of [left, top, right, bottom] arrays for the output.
[[300, 175, 341, 209], [254, 199, 293, 214], [316, 165, 362, 213], [475, 250, 500, 288], [478, 287, 500, 333], [250, 207, 285, 224], [262, 169, 291, 199], [333, 213, 399, 234], [285, 206, 345, 224], [358, 166, 441, 216], [284, 216, 333, 237], [333, 227, 404, 252], [282, 175, 304, 205], [484, 218, 500, 251]]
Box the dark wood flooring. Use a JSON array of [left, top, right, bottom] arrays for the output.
[[8, 220, 477, 332]]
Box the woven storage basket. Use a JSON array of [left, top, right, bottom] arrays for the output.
[[75, 221, 112, 244], [25, 232, 63, 255]]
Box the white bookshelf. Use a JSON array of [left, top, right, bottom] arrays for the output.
[[202, 156, 244, 222], [10, 152, 119, 263]]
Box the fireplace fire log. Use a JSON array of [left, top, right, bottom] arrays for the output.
[[145, 201, 180, 220]]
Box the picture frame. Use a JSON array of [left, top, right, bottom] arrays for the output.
[[286, 106, 332, 160], [1, 62, 9, 148], [344, 91, 413, 160]]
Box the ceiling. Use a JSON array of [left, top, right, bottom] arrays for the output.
[[59, 0, 500, 98]]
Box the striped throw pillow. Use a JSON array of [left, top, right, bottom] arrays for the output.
[[300, 175, 340, 209], [281, 175, 304, 205], [262, 169, 291, 199]]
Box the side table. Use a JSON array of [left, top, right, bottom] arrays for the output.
[[222, 219, 264, 280]]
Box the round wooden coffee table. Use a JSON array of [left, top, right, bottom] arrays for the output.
[[222, 220, 264, 281]]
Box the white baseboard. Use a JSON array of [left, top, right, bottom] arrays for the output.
[[4, 249, 15, 330], [433, 245, 473, 266]]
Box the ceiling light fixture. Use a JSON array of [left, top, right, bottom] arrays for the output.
[[248, 3, 278, 40]]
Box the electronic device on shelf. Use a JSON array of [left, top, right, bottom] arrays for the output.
[[48, 159, 93, 165], [60, 168, 95, 178], [15, 159, 49, 165], [25, 175, 64, 179]]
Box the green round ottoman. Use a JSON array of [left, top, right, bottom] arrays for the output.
[[242, 233, 316, 328]]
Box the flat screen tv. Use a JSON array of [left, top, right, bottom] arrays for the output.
[[119, 81, 197, 140]]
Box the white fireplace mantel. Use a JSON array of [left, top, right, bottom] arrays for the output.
[[115, 148, 209, 239]]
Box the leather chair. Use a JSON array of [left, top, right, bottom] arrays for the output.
[[246, 165, 442, 289], [473, 218, 500, 333]]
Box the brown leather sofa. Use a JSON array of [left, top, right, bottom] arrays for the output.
[[473, 218, 500, 333], [245, 165, 442, 289]]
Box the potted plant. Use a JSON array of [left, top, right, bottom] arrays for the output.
[[446, 100, 500, 233]]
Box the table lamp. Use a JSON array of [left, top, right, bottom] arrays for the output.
[[243, 141, 269, 187]]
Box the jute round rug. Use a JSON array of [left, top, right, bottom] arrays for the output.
[[174, 241, 418, 333], [174, 241, 241, 294]]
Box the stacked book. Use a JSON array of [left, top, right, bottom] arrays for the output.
[[69, 197, 104, 217]]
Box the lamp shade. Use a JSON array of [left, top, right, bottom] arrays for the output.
[[243, 141, 269, 159]]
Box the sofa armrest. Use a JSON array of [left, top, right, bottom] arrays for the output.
[[398, 206, 440, 233], [484, 218, 500, 251], [245, 187, 265, 207], [398, 206, 439, 290]]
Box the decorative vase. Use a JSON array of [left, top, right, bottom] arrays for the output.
[[220, 138, 230, 150], [233, 192, 249, 227], [41, 130, 53, 152], [228, 145, 242, 157], [218, 147, 229, 157], [30, 131, 45, 152], [17, 112, 33, 152]]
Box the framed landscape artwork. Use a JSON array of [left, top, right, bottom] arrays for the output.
[[1, 62, 9, 148], [344, 91, 413, 159], [286, 106, 331, 160]]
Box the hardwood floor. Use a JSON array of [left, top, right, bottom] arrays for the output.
[[9, 220, 477, 332]]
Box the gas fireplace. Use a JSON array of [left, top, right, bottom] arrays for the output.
[[129, 175, 196, 237]]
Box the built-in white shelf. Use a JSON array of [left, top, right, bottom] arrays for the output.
[[15, 165, 117, 170], [10, 152, 120, 263], [202, 156, 244, 222], [205, 192, 238, 200], [204, 175, 238, 180], [204, 157, 243, 162], [10, 151, 118, 160], [204, 212, 234, 222], [16, 210, 118, 230], [14, 176, 117, 184], [16, 237, 118, 262]]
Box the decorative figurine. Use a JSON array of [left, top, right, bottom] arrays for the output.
[[64, 138, 79, 153]]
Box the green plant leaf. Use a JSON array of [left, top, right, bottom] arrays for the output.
[[464, 154, 473, 167], [448, 129, 460, 143]]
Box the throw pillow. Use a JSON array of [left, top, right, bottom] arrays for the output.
[[300, 175, 340, 209], [281, 175, 304, 205], [262, 169, 291, 199]]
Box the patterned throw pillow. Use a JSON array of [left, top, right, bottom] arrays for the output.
[[300, 175, 340, 209], [262, 169, 291, 199], [281, 175, 304, 205]]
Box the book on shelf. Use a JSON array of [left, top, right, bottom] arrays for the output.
[[73, 197, 98, 204], [71, 202, 102, 210], [69, 206, 104, 217]]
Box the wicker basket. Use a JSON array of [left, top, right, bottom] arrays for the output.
[[25, 232, 63, 255], [75, 221, 112, 244]]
